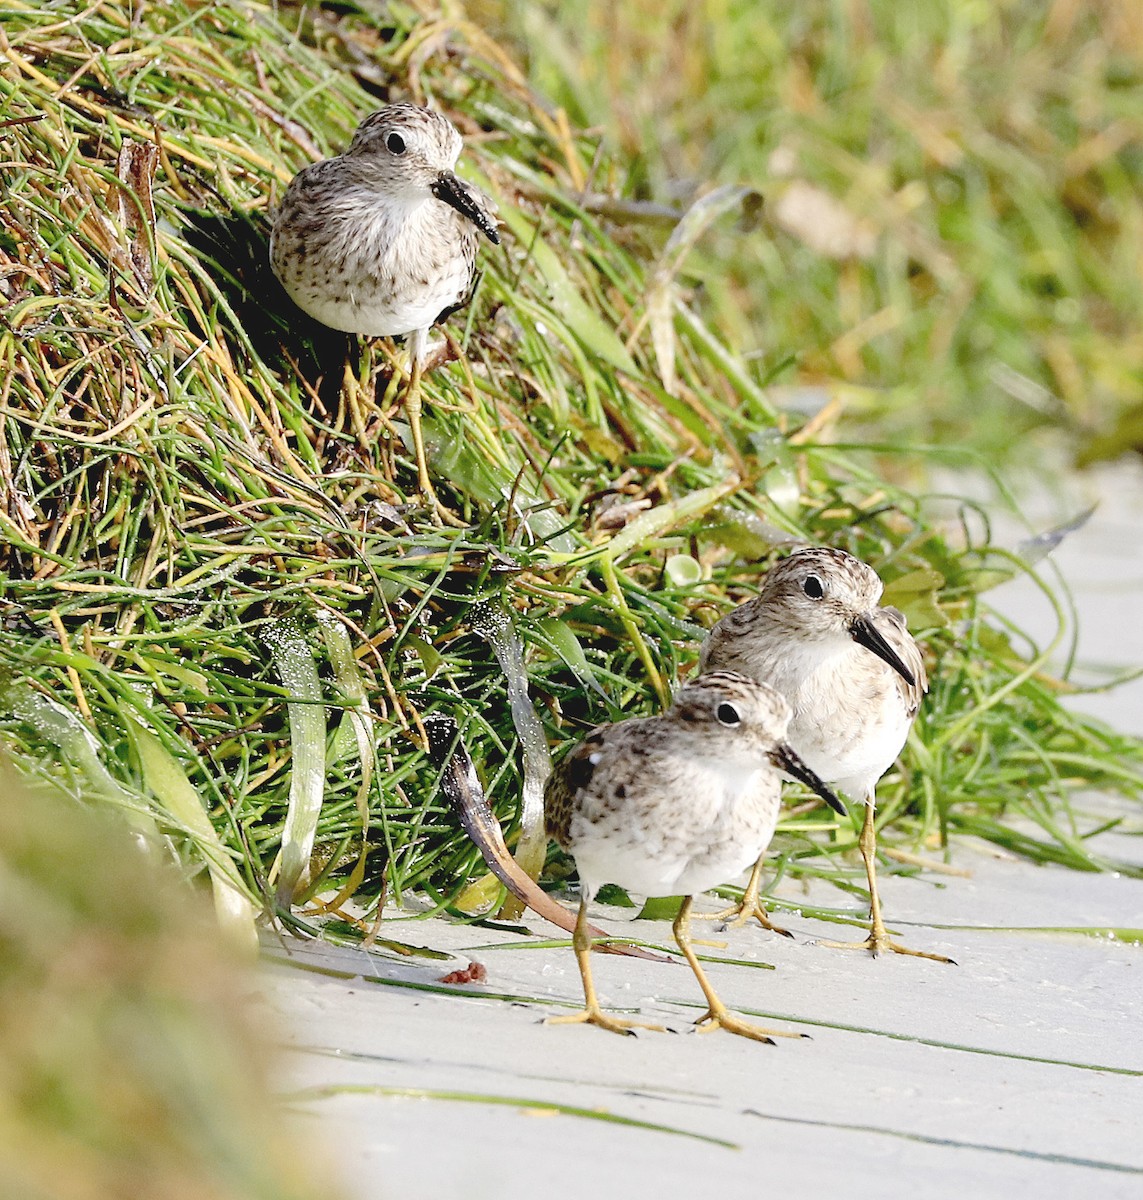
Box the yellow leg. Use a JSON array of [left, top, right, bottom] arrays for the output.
[[673, 897, 804, 1043], [692, 855, 793, 936], [342, 357, 371, 443], [358, 342, 402, 481], [818, 801, 954, 964], [402, 353, 465, 526], [402, 354, 432, 501], [545, 896, 666, 1036]]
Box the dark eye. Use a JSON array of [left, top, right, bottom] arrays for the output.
[[385, 132, 406, 155], [716, 703, 741, 727], [803, 575, 824, 599]]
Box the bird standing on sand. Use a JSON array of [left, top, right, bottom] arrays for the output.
[[270, 103, 499, 509], [699, 547, 949, 963], [544, 671, 846, 1040]]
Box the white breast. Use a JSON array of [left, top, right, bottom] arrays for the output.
[[570, 758, 781, 901], [785, 643, 912, 800]]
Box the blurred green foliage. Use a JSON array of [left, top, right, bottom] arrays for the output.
[[0, 769, 337, 1200], [489, 0, 1143, 463]]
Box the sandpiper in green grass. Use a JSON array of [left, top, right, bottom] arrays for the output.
[[270, 103, 499, 515], [544, 672, 845, 1040], [700, 547, 951, 963]]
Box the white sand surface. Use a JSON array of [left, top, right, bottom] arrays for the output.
[[263, 460, 1143, 1200]]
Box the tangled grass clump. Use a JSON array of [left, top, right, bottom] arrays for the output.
[[2, 0, 1141, 947]]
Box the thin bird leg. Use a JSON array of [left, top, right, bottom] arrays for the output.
[[674, 897, 804, 1043], [402, 350, 432, 500], [818, 800, 954, 964], [545, 896, 666, 1035], [342, 357, 370, 443], [692, 854, 793, 936], [401, 332, 465, 526]]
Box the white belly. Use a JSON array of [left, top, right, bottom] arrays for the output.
[[270, 183, 475, 339], [570, 761, 781, 900], [283, 278, 464, 340]]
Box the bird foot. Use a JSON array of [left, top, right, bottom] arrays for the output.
[[693, 902, 794, 938], [693, 1006, 805, 1044], [816, 930, 955, 964], [545, 1007, 666, 1037]]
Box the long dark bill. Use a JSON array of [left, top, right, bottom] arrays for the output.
[[850, 614, 916, 687], [431, 171, 500, 244], [771, 744, 848, 817]]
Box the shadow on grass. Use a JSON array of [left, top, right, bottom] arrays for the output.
[[180, 207, 355, 419]]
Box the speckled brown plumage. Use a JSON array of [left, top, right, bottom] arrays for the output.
[[543, 671, 839, 902], [700, 547, 926, 798], [698, 547, 949, 962], [540, 671, 843, 1040], [269, 104, 499, 508], [270, 104, 498, 357]]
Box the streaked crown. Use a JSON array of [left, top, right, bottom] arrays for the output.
[[758, 546, 884, 629], [346, 103, 463, 174], [669, 671, 793, 743]]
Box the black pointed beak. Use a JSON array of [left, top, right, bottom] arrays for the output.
[[770, 745, 847, 817], [431, 170, 500, 244], [850, 614, 916, 687]]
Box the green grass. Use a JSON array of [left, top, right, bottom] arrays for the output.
[[1, 0, 1141, 947], [491, 0, 1143, 465]]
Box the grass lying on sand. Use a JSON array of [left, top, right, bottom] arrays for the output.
[[1, 0, 1141, 947]]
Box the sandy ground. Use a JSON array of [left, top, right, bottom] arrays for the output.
[[260, 459, 1143, 1200]]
